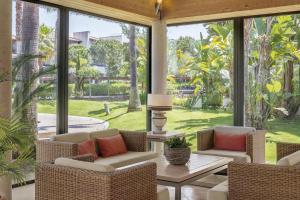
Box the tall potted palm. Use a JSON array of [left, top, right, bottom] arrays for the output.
[[0, 116, 35, 200]]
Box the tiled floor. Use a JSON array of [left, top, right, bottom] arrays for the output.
[[13, 184, 208, 200]]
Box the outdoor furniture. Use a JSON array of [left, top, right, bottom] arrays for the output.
[[207, 142, 300, 200], [36, 155, 170, 200], [36, 129, 157, 168], [196, 126, 265, 163], [276, 141, 300, 161], [142, 153, 232, 200]]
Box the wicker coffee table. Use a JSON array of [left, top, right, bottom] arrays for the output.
[[150, 153, 233, 200]]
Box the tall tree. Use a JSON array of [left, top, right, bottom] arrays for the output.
[[127, 25, 142, 111], [16, 2, 40, 134]]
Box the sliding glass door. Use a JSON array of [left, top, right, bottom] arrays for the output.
[[166, 21, 234, 150], [244, 15, 300, 163], [68, 11, 150, 133]]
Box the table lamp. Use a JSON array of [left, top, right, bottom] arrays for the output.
[[147, 94, 172, 134]]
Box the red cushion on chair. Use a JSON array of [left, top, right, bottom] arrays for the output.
[[78, 140, 98, 160], [214, 131, 246, 152], [96, 134, 128, 157]]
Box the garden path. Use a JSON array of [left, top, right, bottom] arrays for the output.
[[37, 113, 109, 138]]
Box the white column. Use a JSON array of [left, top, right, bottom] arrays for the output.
[[0, 0, 12, 199], [151, 20, 168, 154], [152, 20, 167, 94]]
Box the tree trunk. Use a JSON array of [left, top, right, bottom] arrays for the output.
[[244, 19, 253, 126], [16, 0, 23, 53], [128, 25, 142, 112], [254, 17, 273, 129], [283, 60, 294, 108], [0, 0, 12, 199], [20, 2, 39, 134]]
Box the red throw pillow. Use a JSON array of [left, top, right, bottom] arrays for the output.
[[96, 134, 128, 158], [78, 140, 98, 160], [214, 131, 246, 152]]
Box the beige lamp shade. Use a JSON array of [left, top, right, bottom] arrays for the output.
[[147, 94, 172, 111]]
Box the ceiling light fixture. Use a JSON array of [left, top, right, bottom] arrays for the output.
[[155, 0, 162, 20]]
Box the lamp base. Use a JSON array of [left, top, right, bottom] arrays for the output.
[[152, 111, 167, 134]]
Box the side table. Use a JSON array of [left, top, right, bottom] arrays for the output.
[[147, 131, 184, 154]]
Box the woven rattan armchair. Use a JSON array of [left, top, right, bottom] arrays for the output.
[[35, 156, 157, 200], [36, 129, 148, 163], [276, 141, 300, 161], [228, 162, 300, 200], [197, 126, 265, 163]]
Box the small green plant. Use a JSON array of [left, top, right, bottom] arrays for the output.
[[164, 137, 192, 149]]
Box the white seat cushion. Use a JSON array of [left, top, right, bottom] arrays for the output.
[[94, 151, 158, 168], [277, 150, 300, 166], [55, 158, 115, 172], [157, 185, 170, 200], [207, 180, 228, 200], [196, 149, 251, 163]]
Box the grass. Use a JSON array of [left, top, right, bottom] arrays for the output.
[[38, 99, 300, 163]]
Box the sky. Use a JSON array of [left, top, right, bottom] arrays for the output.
[[12, 2, 208, 40]]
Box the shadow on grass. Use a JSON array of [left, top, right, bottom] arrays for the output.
[[173, 115, 233, 131], [88, 104, 128, 116]]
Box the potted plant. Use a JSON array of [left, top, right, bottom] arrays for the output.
[[164, 136, 192, 165], [0, 116, 35, 200]]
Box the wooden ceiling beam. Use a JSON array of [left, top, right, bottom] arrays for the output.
[[163, 0, 300, 24], [43, 0, 158, 25]]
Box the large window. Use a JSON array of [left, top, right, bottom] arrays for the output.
[[167, 21, 234, 150], [244, 15, 300, 163], [12, 1, 59, 138], [12, 0, 59, 181], [68, 11, 149, 132]]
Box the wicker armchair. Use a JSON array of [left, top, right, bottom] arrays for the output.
[[196, 126, 265, 163], [35, 157, 157, 200], [227, 162, 300, 200], [276, 142, 300, 161], [36, 129, 150, 164]]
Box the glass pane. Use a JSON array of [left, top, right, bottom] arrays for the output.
[[244, 16, 300, 163], [12, 0, 59, 180], [167, 21, 234, 150], [68, 12, 148, 133]]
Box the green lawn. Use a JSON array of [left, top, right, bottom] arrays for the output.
[[38, 99, 300, 163]]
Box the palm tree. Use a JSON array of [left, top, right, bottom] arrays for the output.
[[127, 25, 142, 112], [15, 2, 39, 134]]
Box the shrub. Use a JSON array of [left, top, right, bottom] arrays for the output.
[[83, 82, 130, 96]]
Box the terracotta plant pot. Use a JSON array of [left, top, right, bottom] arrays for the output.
[[164, 147, 191, 165]]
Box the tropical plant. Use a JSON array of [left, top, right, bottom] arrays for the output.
[[12, 54, 56, 133], [69, 44, 99, 97], [0, 116, 35, 184], [164, 137, 192, 149]]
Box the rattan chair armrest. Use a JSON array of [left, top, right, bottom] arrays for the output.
[[197, 129, 214, 151], [36, 139, 78, 163], [276, 142, 300, 161], [120, 130, 147, 152], [112, 162, 157, 200], [228, 162, 300, 200], [246, 130, 266, 163]]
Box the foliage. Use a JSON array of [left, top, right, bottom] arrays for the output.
[[83, 82, 130, 96], [164, 136, 192, 149], [69, 44, 99, 97], [0, 116, 35, 183], [89, 39, 124, 78], [39, 24, 55, 61]]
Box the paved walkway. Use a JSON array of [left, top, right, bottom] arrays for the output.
[[37, 113, 109, 137]]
